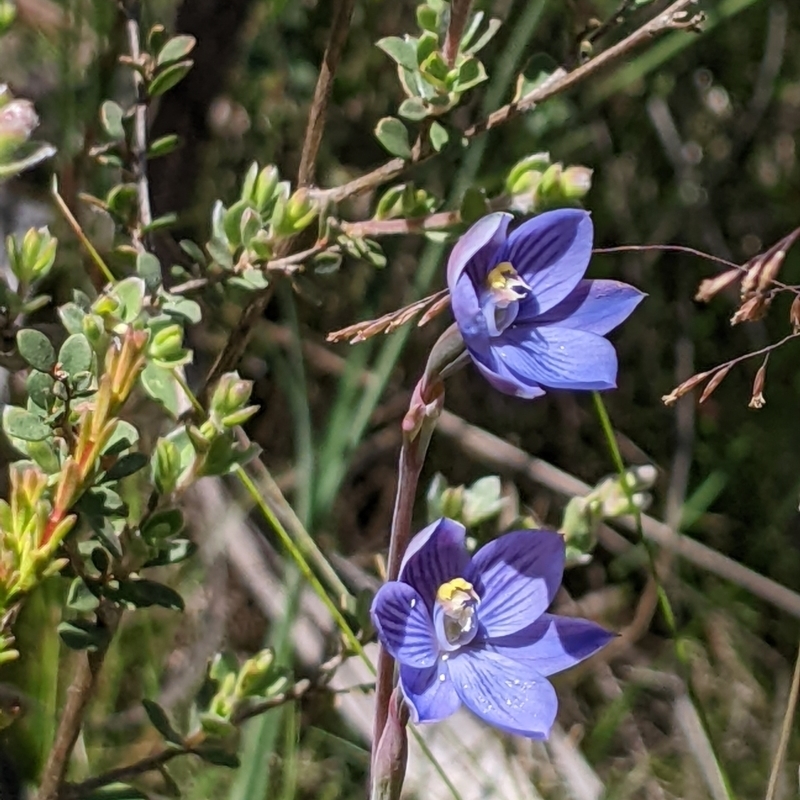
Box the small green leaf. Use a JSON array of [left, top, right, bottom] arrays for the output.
[[136, 251, 162, 291], [201, 436, 261, 477], [112, 277, 145, 323], [58, 303, 86, 335], [103, 420, 140, 455], [16, 328, 55, 372], [206, 237, 233, 270], [464, 18, 502, 56], [58, 619, 110, 651], [313, 251, 342, 275], [223, 199, 250, 248], [179, 239, 206, 265], [58, 334, 93, 377], [142, 508, 184, 541], [102, 452, 148, 483], [156, 34, 196, 67], [398, 97, 429, 121], [453, 57, 487, 92], [27, 439, 60, 473], [90, 547, 110, 574], [200, 713, 237, 739], [85, 514, 124, 558], [143, 539, 196, 568], [140, 363, 180, 417], [106, 183, 137, 220], [162, 294, 202, 325], [419, 51, 449, 87], [100, 100, 125, 140], [429, 121, 448, 152], [142, 698, 184, 744], [376, 36, 418, 70], [415, 31, 438, 67], [79, 485, 127, 517], [148, 134, 181, 158], [375, 117, 411, 159], [113, 579, 184, 611], [416, 4, 439, 32], [149, 60, 193, 97], [67, 578, 99, 613], [0, 143, 56, 180], [142, 213, 179, 235], [27, 371, 54, 409], [3, 406, 50, 442]]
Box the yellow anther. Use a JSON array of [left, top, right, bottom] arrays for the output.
[[486, 262, 517, 290], [436, 577, 475, 604]]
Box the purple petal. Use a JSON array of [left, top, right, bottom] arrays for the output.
[[496, 210, 593, 316], [451, 272, 493, 360], [399, 518, 470, 608], [465, 350, 546, 399], [520, 279, 645, 333], [448, 648, 557, 738], [400, 663, 461, 724], [496, 325, 618, 391], [484, 613, 615, 676], [371, 582, 439, 668], [468, 530, 564, 638], [446, 212, 512, 290]]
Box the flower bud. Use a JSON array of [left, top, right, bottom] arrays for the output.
[[624, 464, 658, 492], [234, 648, 275, 698], [82, 314, 105, 347], [276, 188, 317, 236], [146, 324, 188, 368], [187, 424, 212, 453], [538, 163, 563, 198], [560, 166, 593, 199], [439, 486, 464, 522], [151, 438, 181, 495], [254, 165, 280, 212], [8, 227, 56, 286], [505, 153, 551, 194], [210, 372, 253, 420], [0, 99, 38, 160], [220, 405, 259, 429], [560, 496, 595, 555]]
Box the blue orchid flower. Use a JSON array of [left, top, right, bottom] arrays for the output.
[[370, 518, 614, 738], [447, 210, 644, 398]]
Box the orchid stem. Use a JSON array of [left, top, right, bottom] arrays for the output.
[[371, 416, 436, 775]]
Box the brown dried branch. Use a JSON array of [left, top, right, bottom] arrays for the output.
[[443, 0, 473, 68], [327, 290, 449, 343], [662, 333, 800, 407], [297, 0, 356, 187], [37, 604, 121, 800], [314, 0, 704, 205], [200, 0, 355, 393], [122, 0, 153, 247]]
